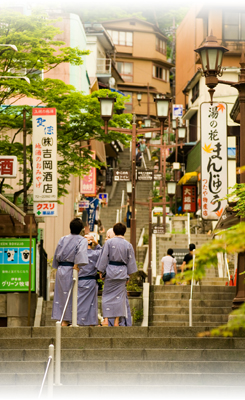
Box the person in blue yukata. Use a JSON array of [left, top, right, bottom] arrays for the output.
[[96, 223, 137, 327], [77, 234, 102, 326], [51, 218, 88, 326]]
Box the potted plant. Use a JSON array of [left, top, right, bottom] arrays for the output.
[[126, 281, 142, 297]]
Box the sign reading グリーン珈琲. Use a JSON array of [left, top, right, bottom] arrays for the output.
[[0, 239, 36, 292], [201, 102, 227, 220], [32, 108, 57, 202]]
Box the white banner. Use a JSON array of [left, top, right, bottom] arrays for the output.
[[32, 108, 57, 202], [201, 102, 227, 220]]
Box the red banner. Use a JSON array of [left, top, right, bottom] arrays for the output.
[[80, 151, 96, 195], [182, 185, 196, 213]]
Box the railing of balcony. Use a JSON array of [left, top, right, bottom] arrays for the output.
[[97, 58, 111, 75]]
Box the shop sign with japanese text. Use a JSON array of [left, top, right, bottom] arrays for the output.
[[201, 102, 227, 220], [0, 156, 17, 178], [137, 169, 154, 181], [152, 224, 165, 234], [99, 193, 108, 207], [80, 151, 96, 195], [182, 185, 196, 213], [32, 108, 57, 202], [113, 170, 131, 182], [0, 238, 36, 292], [33, 202, 58, 217], [173, 104, 183, 119]]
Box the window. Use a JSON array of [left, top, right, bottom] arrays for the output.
[[223, 11, 245, 40], [123, 91, 133, 112], [117, 62, 133, 82], [189, 112, 197, 142], [156, 37, 166, 54], [153, 64, 169, 82], [107, 30, 133, 46], [191, 81, 199, 103]]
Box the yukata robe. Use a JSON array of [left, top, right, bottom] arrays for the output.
[[52, 234, 88, 322], [108, 294, 132, 326], [96, 237, 137, 318], [77, 245, 102, 326]]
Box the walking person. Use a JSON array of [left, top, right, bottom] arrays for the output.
[[77, 234, 102, 326], [96, 222, 137, 326], [98, 219, 105, 246], [181, 243, 196, 284], [161, 248, 177, 284], [51, 218, 88, 326]]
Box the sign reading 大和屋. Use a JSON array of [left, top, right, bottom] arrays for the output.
[[0, 239, 36, 292], [201, 102, 227, 220], [32, 108, 57, 202]]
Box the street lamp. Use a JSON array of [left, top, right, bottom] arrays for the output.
[[154, 96, 171, 230], [167, 180, 177, 209], [178, 126, 186, 141], [98, 96, 116, 134], [195, 33, 245, 309], [194, 33, 228, 105], [137, 93, 142, 106]]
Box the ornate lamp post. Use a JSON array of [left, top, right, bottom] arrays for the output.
[[167, 180, 177, 210], [195, 33, 245, 308], [154, 97, 171, 229]]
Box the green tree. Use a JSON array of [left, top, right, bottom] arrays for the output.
[[0, 10, 131, 203]]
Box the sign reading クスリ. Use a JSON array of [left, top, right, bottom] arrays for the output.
[[34, 202, 58, 217]]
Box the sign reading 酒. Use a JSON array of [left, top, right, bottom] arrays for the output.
[[201, 102, 227, 220], [32, 108, 57, 202], [0, 239, 36, 292], [137, 169, 154, 181], [113, 170, 131, 182], [0, 156, 17, 178]]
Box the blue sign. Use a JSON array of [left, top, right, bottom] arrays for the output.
[[86, 197, 100, 232], [173, 104, 183, 118]]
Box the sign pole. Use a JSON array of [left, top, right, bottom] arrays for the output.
[[148, 198, 152, 284], [27, 215, 33, 326], [23, 108, 28, 213], [130, 115, 137, 254]]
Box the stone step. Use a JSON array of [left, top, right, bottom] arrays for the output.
[[1, 360, 245, 375], [2, 348, 245, 362], [152, 306, 232, 315], [150, 314, 229, 323], [151, 299, 233, 307], [152, 285, 235, 293], [1, 336, 245, 349], [152, 292, 235, 300]]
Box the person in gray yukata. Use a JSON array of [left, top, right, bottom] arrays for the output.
[[96, 222, 137, 327], [77, 234, 102, 326], [52, 218, 88, 326]]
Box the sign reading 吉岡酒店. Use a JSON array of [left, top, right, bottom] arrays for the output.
[[32, 108, 57, 202], [33, 202, 58, 217], [0, 156, 17, 178], [80, 151, 96, 195], [201, 102, 227, 220], [182, 185, 197, 213], [0, 238, 36, 292]]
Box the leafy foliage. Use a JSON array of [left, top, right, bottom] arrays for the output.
[[0, 10, 131, 203]]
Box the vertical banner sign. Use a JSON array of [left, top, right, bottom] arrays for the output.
[[201, 102, 227, 220], [182, 186, 197, 213], [32, 108, 57, 202], [80, 151, 96, 195]]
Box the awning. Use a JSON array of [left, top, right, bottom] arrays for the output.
[[0, 194, 26, 225], [177, 171, 198, 186], [90, 140, 107, 165], [110, 88, 125, 96], [182, 107, 198, 120]]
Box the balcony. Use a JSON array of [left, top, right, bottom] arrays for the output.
[[96, 58, 111, 76]]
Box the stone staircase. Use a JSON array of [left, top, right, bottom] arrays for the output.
[[0, 325, 245, 399], [149, 285, 236, 327]]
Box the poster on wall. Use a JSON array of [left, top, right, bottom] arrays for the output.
[[0, 238, 36, 292], [80, 151, 96, 196], [201, 102, 227, 220], [32, 108, 57, 203]]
